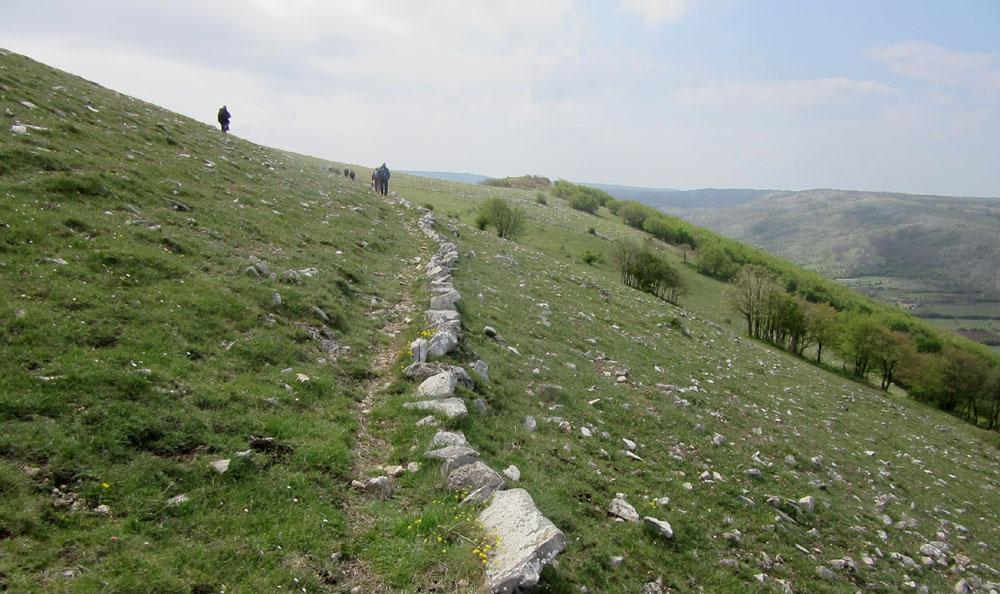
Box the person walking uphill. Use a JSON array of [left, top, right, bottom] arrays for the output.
[[374, 163, 390, 196], [217, 105, 231, 133]]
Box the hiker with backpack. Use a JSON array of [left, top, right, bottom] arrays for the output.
[[217, 105, 231, 133], [374, 163, 390, 196]]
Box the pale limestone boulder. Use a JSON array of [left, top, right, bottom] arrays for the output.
[[403, 397, 467, 420], [416, 371, 458, 398], [478, 489, 566, 593]]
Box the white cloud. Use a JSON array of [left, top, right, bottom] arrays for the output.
[[673, 77, 899, 110], [619, 0, 690, 25], [869, 41, 1000, 92]]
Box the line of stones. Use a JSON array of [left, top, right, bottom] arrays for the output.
[[400, 208, 566, 593]]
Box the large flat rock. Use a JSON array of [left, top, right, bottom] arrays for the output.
[[478, 489, 567, 593]]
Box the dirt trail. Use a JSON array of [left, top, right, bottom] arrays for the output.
[[340, 199, 428, 593]]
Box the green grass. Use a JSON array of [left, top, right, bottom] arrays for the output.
[[0, 50, 429, 592], [388, 175, 1000, 592], [2, 49, 998, 594]]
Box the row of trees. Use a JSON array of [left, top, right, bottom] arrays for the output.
[[616, 240, 685, 304], [725, 265, 1000, 430]]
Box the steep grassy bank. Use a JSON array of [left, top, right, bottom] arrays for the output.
[[0, 50, 433, 591]]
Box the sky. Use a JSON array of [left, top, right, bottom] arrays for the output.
[[3, 0, 1000, 197]]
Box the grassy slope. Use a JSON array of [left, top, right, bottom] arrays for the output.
[[2, 50, 999, 594], [0, 50, 443, 592], [393, 175, 1000, 593]]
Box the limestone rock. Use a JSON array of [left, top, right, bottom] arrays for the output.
[[478, 489, 566, 593], [429, 290, 460, 311], [415, 415, 439, 427], [416, 371, 458, 398], [403, 397, 468, 420], [427, 330, 460, 358], [209, 459, 230, 474], [404, 362, 473, 387], [503, 465, 521, 482], [643, 516, 674, 540], [446, 461, 505, 492], [608, 494, 639, 523], [365, 476, 392, 499], [430, 430, 468, 448], [469, 359, 489, 382], [411, 338, 429, 363], [426, 445, 479, 474], [523, 416, 537, 432]]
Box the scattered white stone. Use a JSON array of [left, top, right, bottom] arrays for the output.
[[415, 415, 440, 427], [580, 426, 592, 438], [94, 504, 111, 515], [608, 494, 640, 523], [643, 516, 674, 540], [384, 465, 405, 478], [209, 459, 230, 474], [798, 496, 816, 512], [504, 465, 521, 482], [712, 433, 727, 446], [622, 438, 637, 451], [523, 416, 537, 432], [167, 494, 190, 506], [365, 476, 392, 499]]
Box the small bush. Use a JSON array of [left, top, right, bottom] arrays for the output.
[[587, 227, 596, 235], [535, 192, 548, 205], [478, 197, 526, 240], [424, 203, 434, 211], [582, 251, 601, 265]]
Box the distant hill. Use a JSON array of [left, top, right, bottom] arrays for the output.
[[680, 189, 1000, 345], [401, 170, 489, 184]]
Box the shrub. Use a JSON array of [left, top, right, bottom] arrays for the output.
[[587, 227, 597, 236], [569, 193, 601, 214], [616, 240, 685, 304], [535, 192, 548, 205], [478, 197, 526, 240], [582, 251, 601, 265]]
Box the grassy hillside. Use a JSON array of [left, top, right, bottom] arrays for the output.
[[2, 50, 999, 594], [0, 49, 447, 591], [681, 189, 1000, 346]]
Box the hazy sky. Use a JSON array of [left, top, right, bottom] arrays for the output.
[[4, 0, 1000, 196]]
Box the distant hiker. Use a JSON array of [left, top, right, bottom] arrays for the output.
[[343, 168, 350, 177], [349, 170, 356, 181], [371, 170, 378, 191], [217, 105, 231, 133], [374, 163, 390, 196]]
